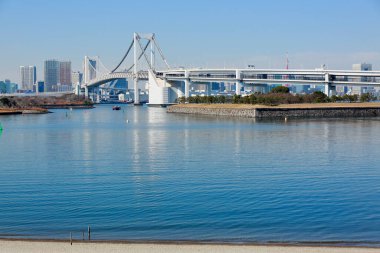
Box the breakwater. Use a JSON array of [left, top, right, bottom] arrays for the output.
[[167, 103, 380, 118]]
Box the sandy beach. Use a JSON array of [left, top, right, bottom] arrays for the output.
[[1, 240, 380, 253]]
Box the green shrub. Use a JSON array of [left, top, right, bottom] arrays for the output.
[[360, 93, 375, 102], [271, 86, 290, 93]]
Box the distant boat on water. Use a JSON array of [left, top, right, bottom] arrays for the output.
[[112, 106, 121, 111]]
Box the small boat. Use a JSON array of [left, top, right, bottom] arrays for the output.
[[112, 106, 121, 111]]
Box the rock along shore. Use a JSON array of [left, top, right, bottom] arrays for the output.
[[167, 103, 380, 118], [0, 94, 93, 115], [0, 108, 48, 115]]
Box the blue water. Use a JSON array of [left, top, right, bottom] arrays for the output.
[[0, 105, 380, 245]]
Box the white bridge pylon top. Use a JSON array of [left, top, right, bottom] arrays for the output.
[[83, 32, 170, 88]]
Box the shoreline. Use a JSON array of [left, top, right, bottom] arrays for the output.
[[1, 237, 380, 248], [0, 108, 48, 115], [40, 104, 94, 109], [1, 239, 380, 253], [0, 94, 94, 115], [167, 103, 380, 118], [0, 104, 94, 115]]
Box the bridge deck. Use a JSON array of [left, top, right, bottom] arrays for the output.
[[84, 68, 380, 88]]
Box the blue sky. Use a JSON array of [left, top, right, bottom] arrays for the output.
[[1, 0, 380, 82]]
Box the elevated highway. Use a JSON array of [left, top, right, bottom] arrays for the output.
[[81, 32, 380, 105]]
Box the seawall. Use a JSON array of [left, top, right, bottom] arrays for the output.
[[167, 103, 380, 118]]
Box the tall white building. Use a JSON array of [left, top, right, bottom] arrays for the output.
[[20, 66, 36, 91], [71, 71, 83, 87]]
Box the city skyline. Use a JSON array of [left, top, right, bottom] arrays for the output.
[[1, 0, 380, 82]]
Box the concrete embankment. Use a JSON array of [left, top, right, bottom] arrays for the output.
[[167, 103, 380, 118]]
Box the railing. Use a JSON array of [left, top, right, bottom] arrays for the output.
[[242, 73, 325, 81], [189, 73, 236, 79]]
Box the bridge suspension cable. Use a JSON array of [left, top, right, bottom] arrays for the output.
[[125, 40, 152, 73], [110, 40, 134, 73], [85, 33, 171, 86], [97, 56, 111, 73], [152, 38, 170, 69]]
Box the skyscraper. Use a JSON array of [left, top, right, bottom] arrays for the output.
[[71, 71, 83, 87], [353, 63, 372, 72], [59, 61, 72, 86], [44, 60, 60, 92], [351, 63, 372, 95], [20, 66, 36, 91]]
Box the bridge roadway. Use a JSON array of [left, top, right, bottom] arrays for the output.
[[86, 68, 380, 89], [156, 68, 380, 87], [85, 71, 149, 88], [84, 68, 380, 102]]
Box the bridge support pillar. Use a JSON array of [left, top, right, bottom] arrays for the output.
[[206, 83, 211, 96], [134, 78, 140, 105], [185, 71, 191, 99], [84, 86, 89, 98], [176, 82, 185, 98], [324, 73, 336, 97], [75, 83, 81, 96], [236, 70, 242, 95], [184, 80, 192, 99], [235, 81, 243, 96], [324, 84, 336, 97], [133, 32, 141, 106]]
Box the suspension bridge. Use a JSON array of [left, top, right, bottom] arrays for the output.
[[81, 32, 380, 106]]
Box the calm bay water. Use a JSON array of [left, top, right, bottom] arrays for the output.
[[0, 104, 380, 245]]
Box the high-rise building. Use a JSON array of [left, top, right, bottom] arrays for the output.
[[0, 81, 6, 93], [44, 60, 60, 92], [36, 81, 44, 93], [0, 79, 18, 94], [7, 82, 18, 93], [353, 63, 372, 72], [59, 61, 72, 86], [351, 63, 372, 95], [71, 71, 83, 87], [20, 66, 36, 91]]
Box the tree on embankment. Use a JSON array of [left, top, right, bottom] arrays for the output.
[[270, 86, 290, 94]]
